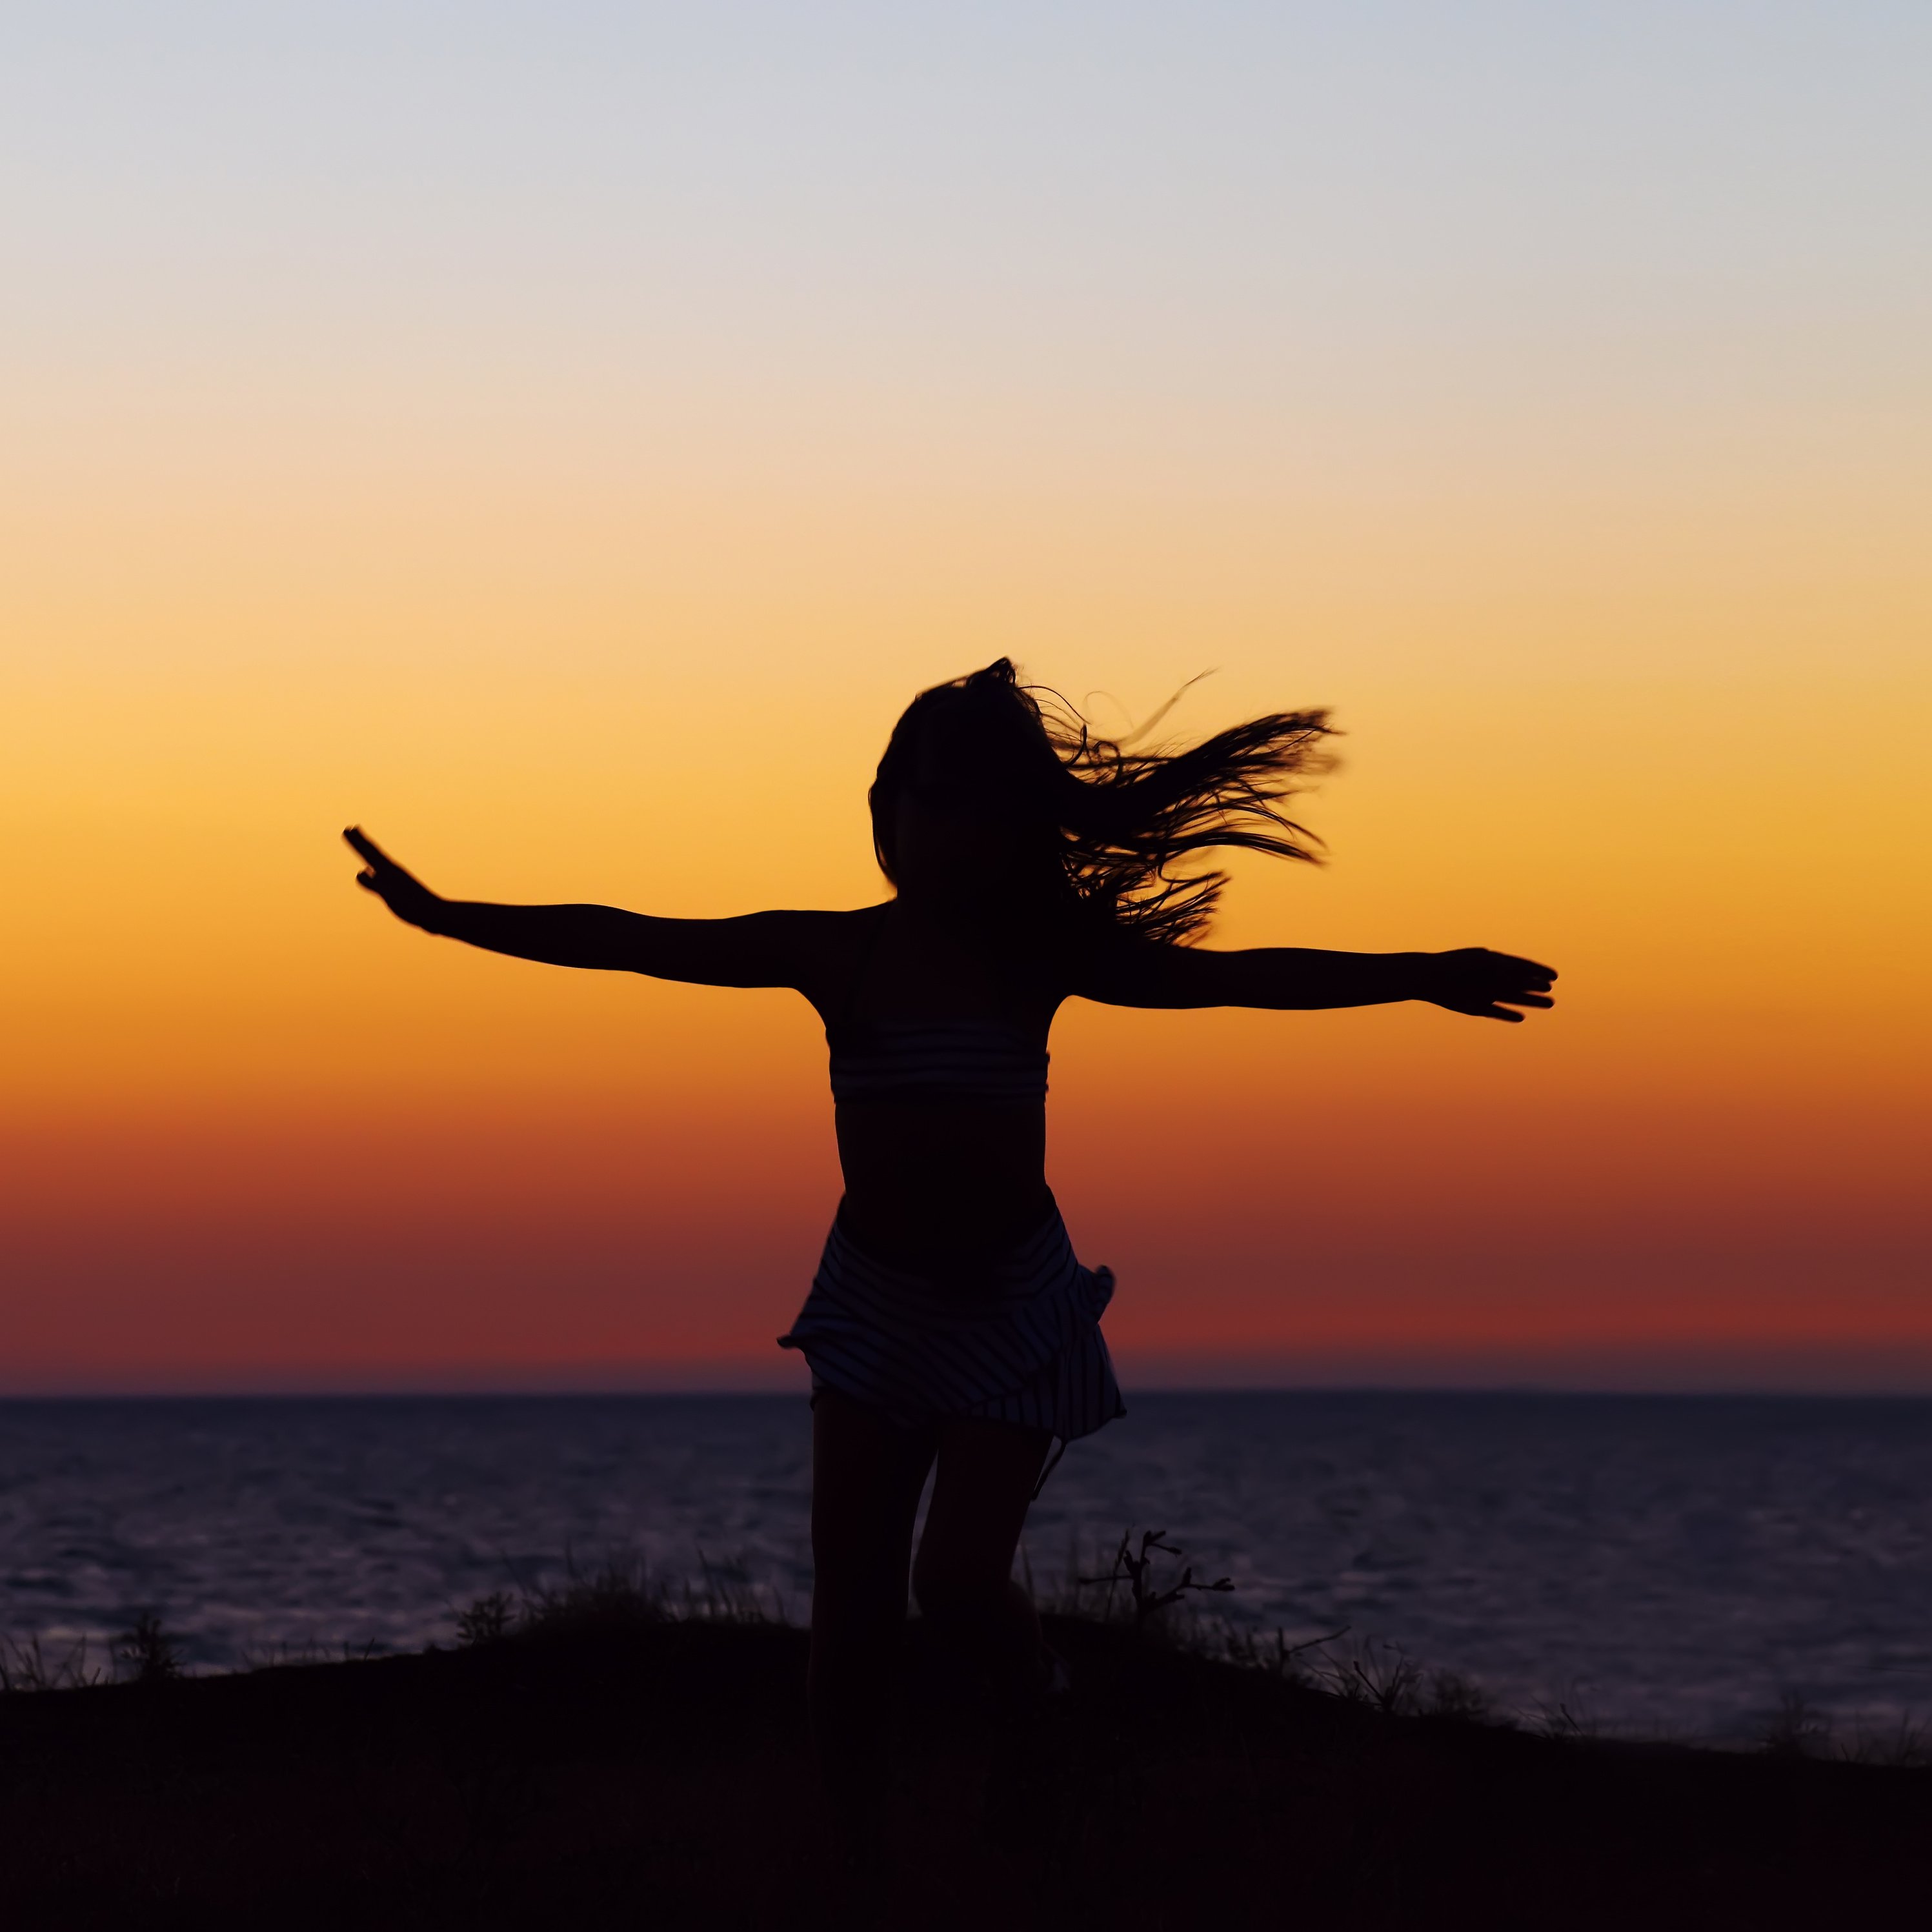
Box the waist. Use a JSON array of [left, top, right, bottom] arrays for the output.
[[833, 1183, 1057, 1280], [835, 1103, 1047, 1266], [824, 1192, 1072, 1302]]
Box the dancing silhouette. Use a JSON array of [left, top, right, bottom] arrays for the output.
[[345, 658, 1555, 1847]]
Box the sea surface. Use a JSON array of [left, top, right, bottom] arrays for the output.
[[4, 1391, 1930, 1746]]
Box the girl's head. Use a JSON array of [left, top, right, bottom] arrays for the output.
[[870, 659, 1334, 943]]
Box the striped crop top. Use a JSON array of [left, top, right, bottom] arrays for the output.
[[827, 1020, 1049, 1106]]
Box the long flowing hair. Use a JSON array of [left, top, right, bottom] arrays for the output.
[[870, 659, 1336, 945]]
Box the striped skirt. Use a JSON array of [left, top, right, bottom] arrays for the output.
[[778, 1204, 1125, 1444]]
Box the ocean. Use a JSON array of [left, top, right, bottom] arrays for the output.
[[4, 1390, 1929, 1745]]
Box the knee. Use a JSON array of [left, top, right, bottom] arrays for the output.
[[911, 1555, 1001, 1627]]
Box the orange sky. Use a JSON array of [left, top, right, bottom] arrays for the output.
[[4, 5, 1928, 1391]]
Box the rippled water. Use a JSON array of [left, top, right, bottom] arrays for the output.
[[4, 1391, 1929, 1744]]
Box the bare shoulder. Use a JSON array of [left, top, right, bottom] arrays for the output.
[[765, 903, 887, 1007], [1062, 922, 1231, 1009]]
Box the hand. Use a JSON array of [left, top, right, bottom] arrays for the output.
[[343, 826, 446, 932], [1419, 947, 1556, 1023]]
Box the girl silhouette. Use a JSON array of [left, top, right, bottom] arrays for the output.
[[345, 659, 1554, 1834]]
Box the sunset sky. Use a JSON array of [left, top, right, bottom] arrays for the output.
[[5, 2, 1927, 1393]]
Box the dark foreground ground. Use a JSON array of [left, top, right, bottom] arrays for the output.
[[2, 1616, 1926, 1931]]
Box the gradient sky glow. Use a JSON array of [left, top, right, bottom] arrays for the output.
[[5, 2, 1928, 1391]]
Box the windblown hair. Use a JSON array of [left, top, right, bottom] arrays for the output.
[[870, 659, 1336, 945]]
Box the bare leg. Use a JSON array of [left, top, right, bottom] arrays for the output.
[[912, 1416, 1055, 1700], [808, 1389, 936, 1833]]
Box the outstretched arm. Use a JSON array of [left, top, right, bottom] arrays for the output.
[[343, 827, 825, 988], [1076, 934, 1556, 1023]]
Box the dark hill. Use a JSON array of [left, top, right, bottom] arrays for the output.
[[1, 1616, 1924, 1929]]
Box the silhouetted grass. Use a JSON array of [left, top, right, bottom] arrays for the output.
[[1526, 1685, 1602, 1740], [1029, 1529, 1503, 1726], [0, 1632, 102, 1693], [1836, 1713, 1931, 1769], [3, 1613, 190, 1692], [6, 1525, 1924, 1778], [116, 1610, 185, 1684], [454, 1549, 785, 1649], [1755, 1694, 1929, 1767]]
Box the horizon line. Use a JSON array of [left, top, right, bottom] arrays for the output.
[[8, 1382, 1932, 1404]]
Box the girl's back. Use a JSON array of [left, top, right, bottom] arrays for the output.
[[818, 898, 1063, 1278]]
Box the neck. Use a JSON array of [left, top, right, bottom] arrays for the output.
[[890, 878, 1061, 929]]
